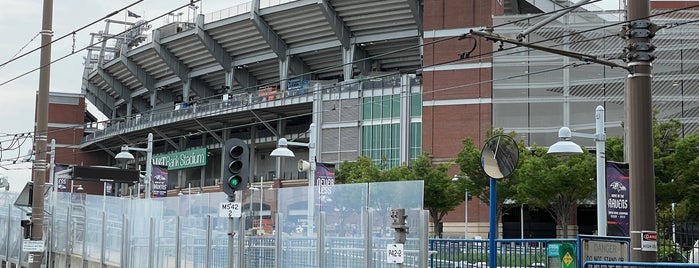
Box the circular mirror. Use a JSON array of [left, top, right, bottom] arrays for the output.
[[480, 135, 519, 179]]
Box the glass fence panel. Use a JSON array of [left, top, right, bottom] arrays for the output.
[[1, 181, 426, 267]]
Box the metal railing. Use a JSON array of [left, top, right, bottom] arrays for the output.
[[82, 74, 418, 144]]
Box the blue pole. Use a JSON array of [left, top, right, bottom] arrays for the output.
[[489, 177, 497, 268]]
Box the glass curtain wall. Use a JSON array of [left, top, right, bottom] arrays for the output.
[[360, 76, 422, 168], [492, 9, 699, 147]]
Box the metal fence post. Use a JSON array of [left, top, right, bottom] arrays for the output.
[[274, 212, 283, 268], [101, 211, 106, 267], [237, 212, 246, 268], [65, 203, 72, 268], [316, 211, 325, 268], [121, 216, 128, 267], [420, 210, 429, 268], [148, 217, 154, 268], [205, 215, 211, 267], [176, 216, 181, 268], [82, 206, 88, 268], [363, 209, 372, 268], [4, 201, 11, 263]]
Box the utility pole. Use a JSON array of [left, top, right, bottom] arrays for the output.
[[30, 0, 53, 267], [625, 0, 657, 262]]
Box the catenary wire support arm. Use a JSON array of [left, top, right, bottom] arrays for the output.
[[469, 29, 630, 71], [516, 0, 593, 41]]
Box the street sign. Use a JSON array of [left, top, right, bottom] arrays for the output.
[[386, 243, 404, 263], [219, 202, 241, 218], [641, 230, 658, 252], [22, 240, 45, 252]]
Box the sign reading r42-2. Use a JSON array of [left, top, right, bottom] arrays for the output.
[[386, 243, 404, 263]]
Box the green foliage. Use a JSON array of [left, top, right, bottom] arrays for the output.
[[605, 136, 624, 162], [456, 128, 598, 238], [516, 145, 596, 237], [657, 238, 685, 262], [454, 130, 526, 236], [334, 156, 381, 184], [434, 249, 547, 267], [416, 153, 462, 234], [604, 114, 697, 220], [668, 133, 699, 220]]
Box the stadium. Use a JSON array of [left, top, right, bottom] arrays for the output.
[[41, 0, 699, 239]]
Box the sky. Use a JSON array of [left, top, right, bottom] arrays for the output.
[[0, 0, 622, 192], [0, 0, 247, 192]]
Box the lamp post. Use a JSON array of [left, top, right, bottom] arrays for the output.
[[271, 123, 316, 236], [69, 180, 84, 192], [452, 174, 469, 239], [0, 175, 8, 191], [547, 105, 606, 236], [115, 133, 153, 199], [249, 176, 265, 232]]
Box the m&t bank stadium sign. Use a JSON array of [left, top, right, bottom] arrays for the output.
[[153, 148, 208, 170]]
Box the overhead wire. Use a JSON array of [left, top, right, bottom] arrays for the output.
[[425, 3, 699, 69], [0, 0, 605, 90], [0, 0, 201, 87], [0, 0, 145, 70], [4, 3, 693, 136], [5, 2, 699, 164], [0, 33, 40, 72], [8, 2, 699, 131]]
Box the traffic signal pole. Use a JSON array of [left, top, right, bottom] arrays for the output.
[[223, 138, 250, 267], [227, 193, 235, 268]]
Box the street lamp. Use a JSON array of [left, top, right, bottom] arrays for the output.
[[0, 175, 9, 191], [271, 123, 316, 236], [115, 133, 153, 199], [547, 105, 606, 236], [249, 176, 267, 233], [452, 174, 469, 239]]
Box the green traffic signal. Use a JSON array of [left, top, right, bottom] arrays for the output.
[[228, 175, 242, 187]]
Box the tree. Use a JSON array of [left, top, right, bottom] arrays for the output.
[[454, 131, 522, 238], [515, 146, 595, 238], [413, 153, 461, 237], [334, 156, 382, 184], [668, 133, 699, 220]]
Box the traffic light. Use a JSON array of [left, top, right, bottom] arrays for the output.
[[390, 208, 407, 227], [20, 219, 31, 239], [222, 138, 249, 197], [390, 208, 409, 243]]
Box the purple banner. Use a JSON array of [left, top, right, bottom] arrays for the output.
[[105, 182, 113, 195], [315, 162, 335, 196], [606, 162, 630, 237], [54, 164, 70, 192], [151, 165, 169, 198]]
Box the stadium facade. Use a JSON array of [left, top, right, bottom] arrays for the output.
[[43, 0, 699, 238]]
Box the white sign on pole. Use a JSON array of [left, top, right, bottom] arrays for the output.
[[22, 240, 45, 252], [386, 243, 404, 263], [219, 202, 242, 218], [641, 231, 658, 252]]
